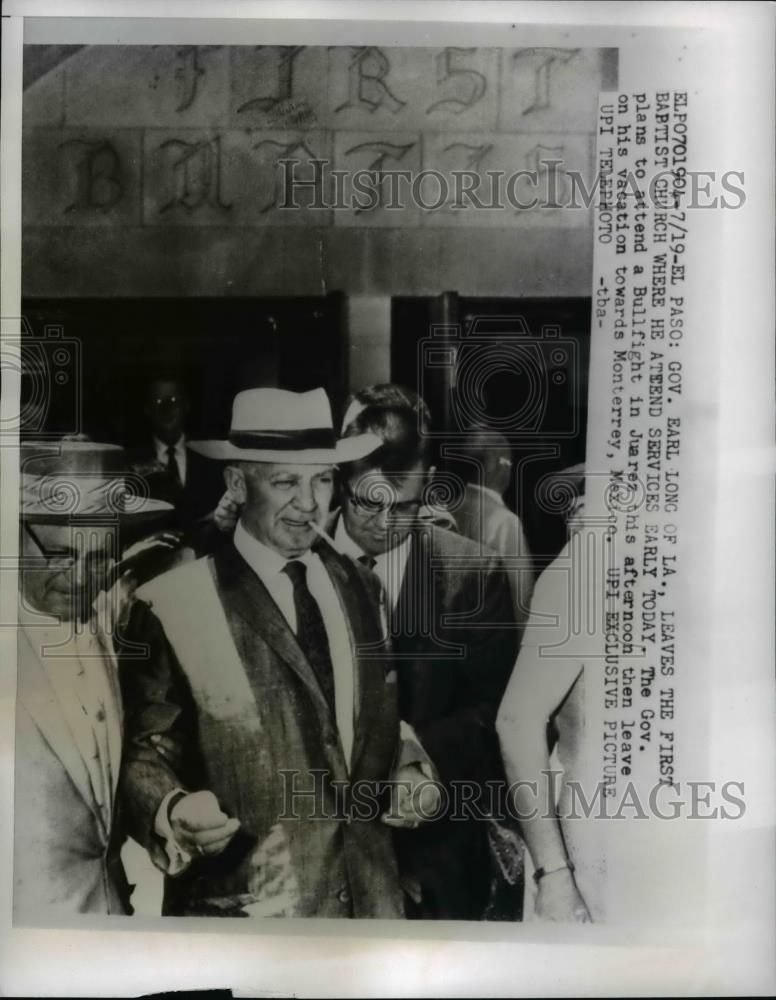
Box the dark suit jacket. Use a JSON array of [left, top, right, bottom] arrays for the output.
[[118, 539, 405, 918], [328, 514, 520, 920], [127, 442, 225, 554]]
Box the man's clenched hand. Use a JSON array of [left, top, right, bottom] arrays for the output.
[[382, 764, 442, 829], [169, 790, 240, 858]]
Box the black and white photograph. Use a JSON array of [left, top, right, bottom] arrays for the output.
[[15, 33, 612, 926], [1, 3, 773, 997]]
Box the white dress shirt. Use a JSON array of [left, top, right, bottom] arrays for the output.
[[233, 519, 356, 767], [154, 434, 187, 486], [333, 514, 412, 613]]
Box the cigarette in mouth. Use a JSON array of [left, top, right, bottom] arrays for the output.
[[309, 519, 344, 553]]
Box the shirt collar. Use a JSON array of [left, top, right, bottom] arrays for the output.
[[334, 512, 365, 560], [154, 434, 185, 456], [234, 519, 314, 584], [333, 511, 413, 567]]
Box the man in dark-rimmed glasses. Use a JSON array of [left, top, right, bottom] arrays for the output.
[[22, 521, 117, 625], [333, 395, 520, 921], [15, 440, 172, 920], [212, 385, 523, 920]]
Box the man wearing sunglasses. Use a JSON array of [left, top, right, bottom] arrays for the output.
[[129, 373, 224, 556]]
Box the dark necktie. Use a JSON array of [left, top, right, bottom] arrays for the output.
[[358, 554, 377, 571], [165, 445, 181, 486], [282, 560, 335, 707]]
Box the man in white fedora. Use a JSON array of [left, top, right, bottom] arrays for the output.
[[119, 387, 439, 918], [15, 440, 173, 920]]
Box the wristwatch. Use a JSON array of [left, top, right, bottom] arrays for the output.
[[533, 860, 575, 883]]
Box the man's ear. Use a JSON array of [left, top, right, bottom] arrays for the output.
[[223, 464, 247, 503]]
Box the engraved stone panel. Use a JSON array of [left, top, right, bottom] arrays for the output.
[[499, 47, 606, 133], [230, 46, 328, 130], [332, 131, 422, 228], [421, 131, 593, 228], [23, 127, 141, 226], [65, 45, 230, 127]]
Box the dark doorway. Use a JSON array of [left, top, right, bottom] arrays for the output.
[[392, 294, 591, 567], [20, 294, 347, 446]]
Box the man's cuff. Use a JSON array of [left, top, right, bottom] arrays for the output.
[[397, 720, 439, 781], [153, 788, 192, 876]]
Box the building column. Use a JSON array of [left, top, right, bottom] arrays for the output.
[[345, 295, 392, 393]]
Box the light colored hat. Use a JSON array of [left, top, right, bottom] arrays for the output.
[[189, 388, 381, 465], [20, 439, 174, 524]]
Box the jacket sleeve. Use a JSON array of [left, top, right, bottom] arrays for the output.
[[117, 599, 204, 861], [412, 557, 520, 791]]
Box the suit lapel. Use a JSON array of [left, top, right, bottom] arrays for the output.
[[315, 537, 363, 667], [391, 526, 462, 732], [324, 509, 340, 536], [392, 527, 431, 646], [316, 540, 391, 775], [213, 543, 330, 715], [213, 538, 392, 777], [17, 629, 103, 828], [98, 633, 124, 799]]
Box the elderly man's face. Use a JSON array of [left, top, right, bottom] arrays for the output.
[[342, 461, 426, 557], [21, 522, 117, 621], [227, 462, 335, 559]]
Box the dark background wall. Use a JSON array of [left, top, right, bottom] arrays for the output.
[[20, 296, 347, 443]]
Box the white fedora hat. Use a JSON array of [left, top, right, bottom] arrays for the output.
[[189, 387, 382, 465]]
